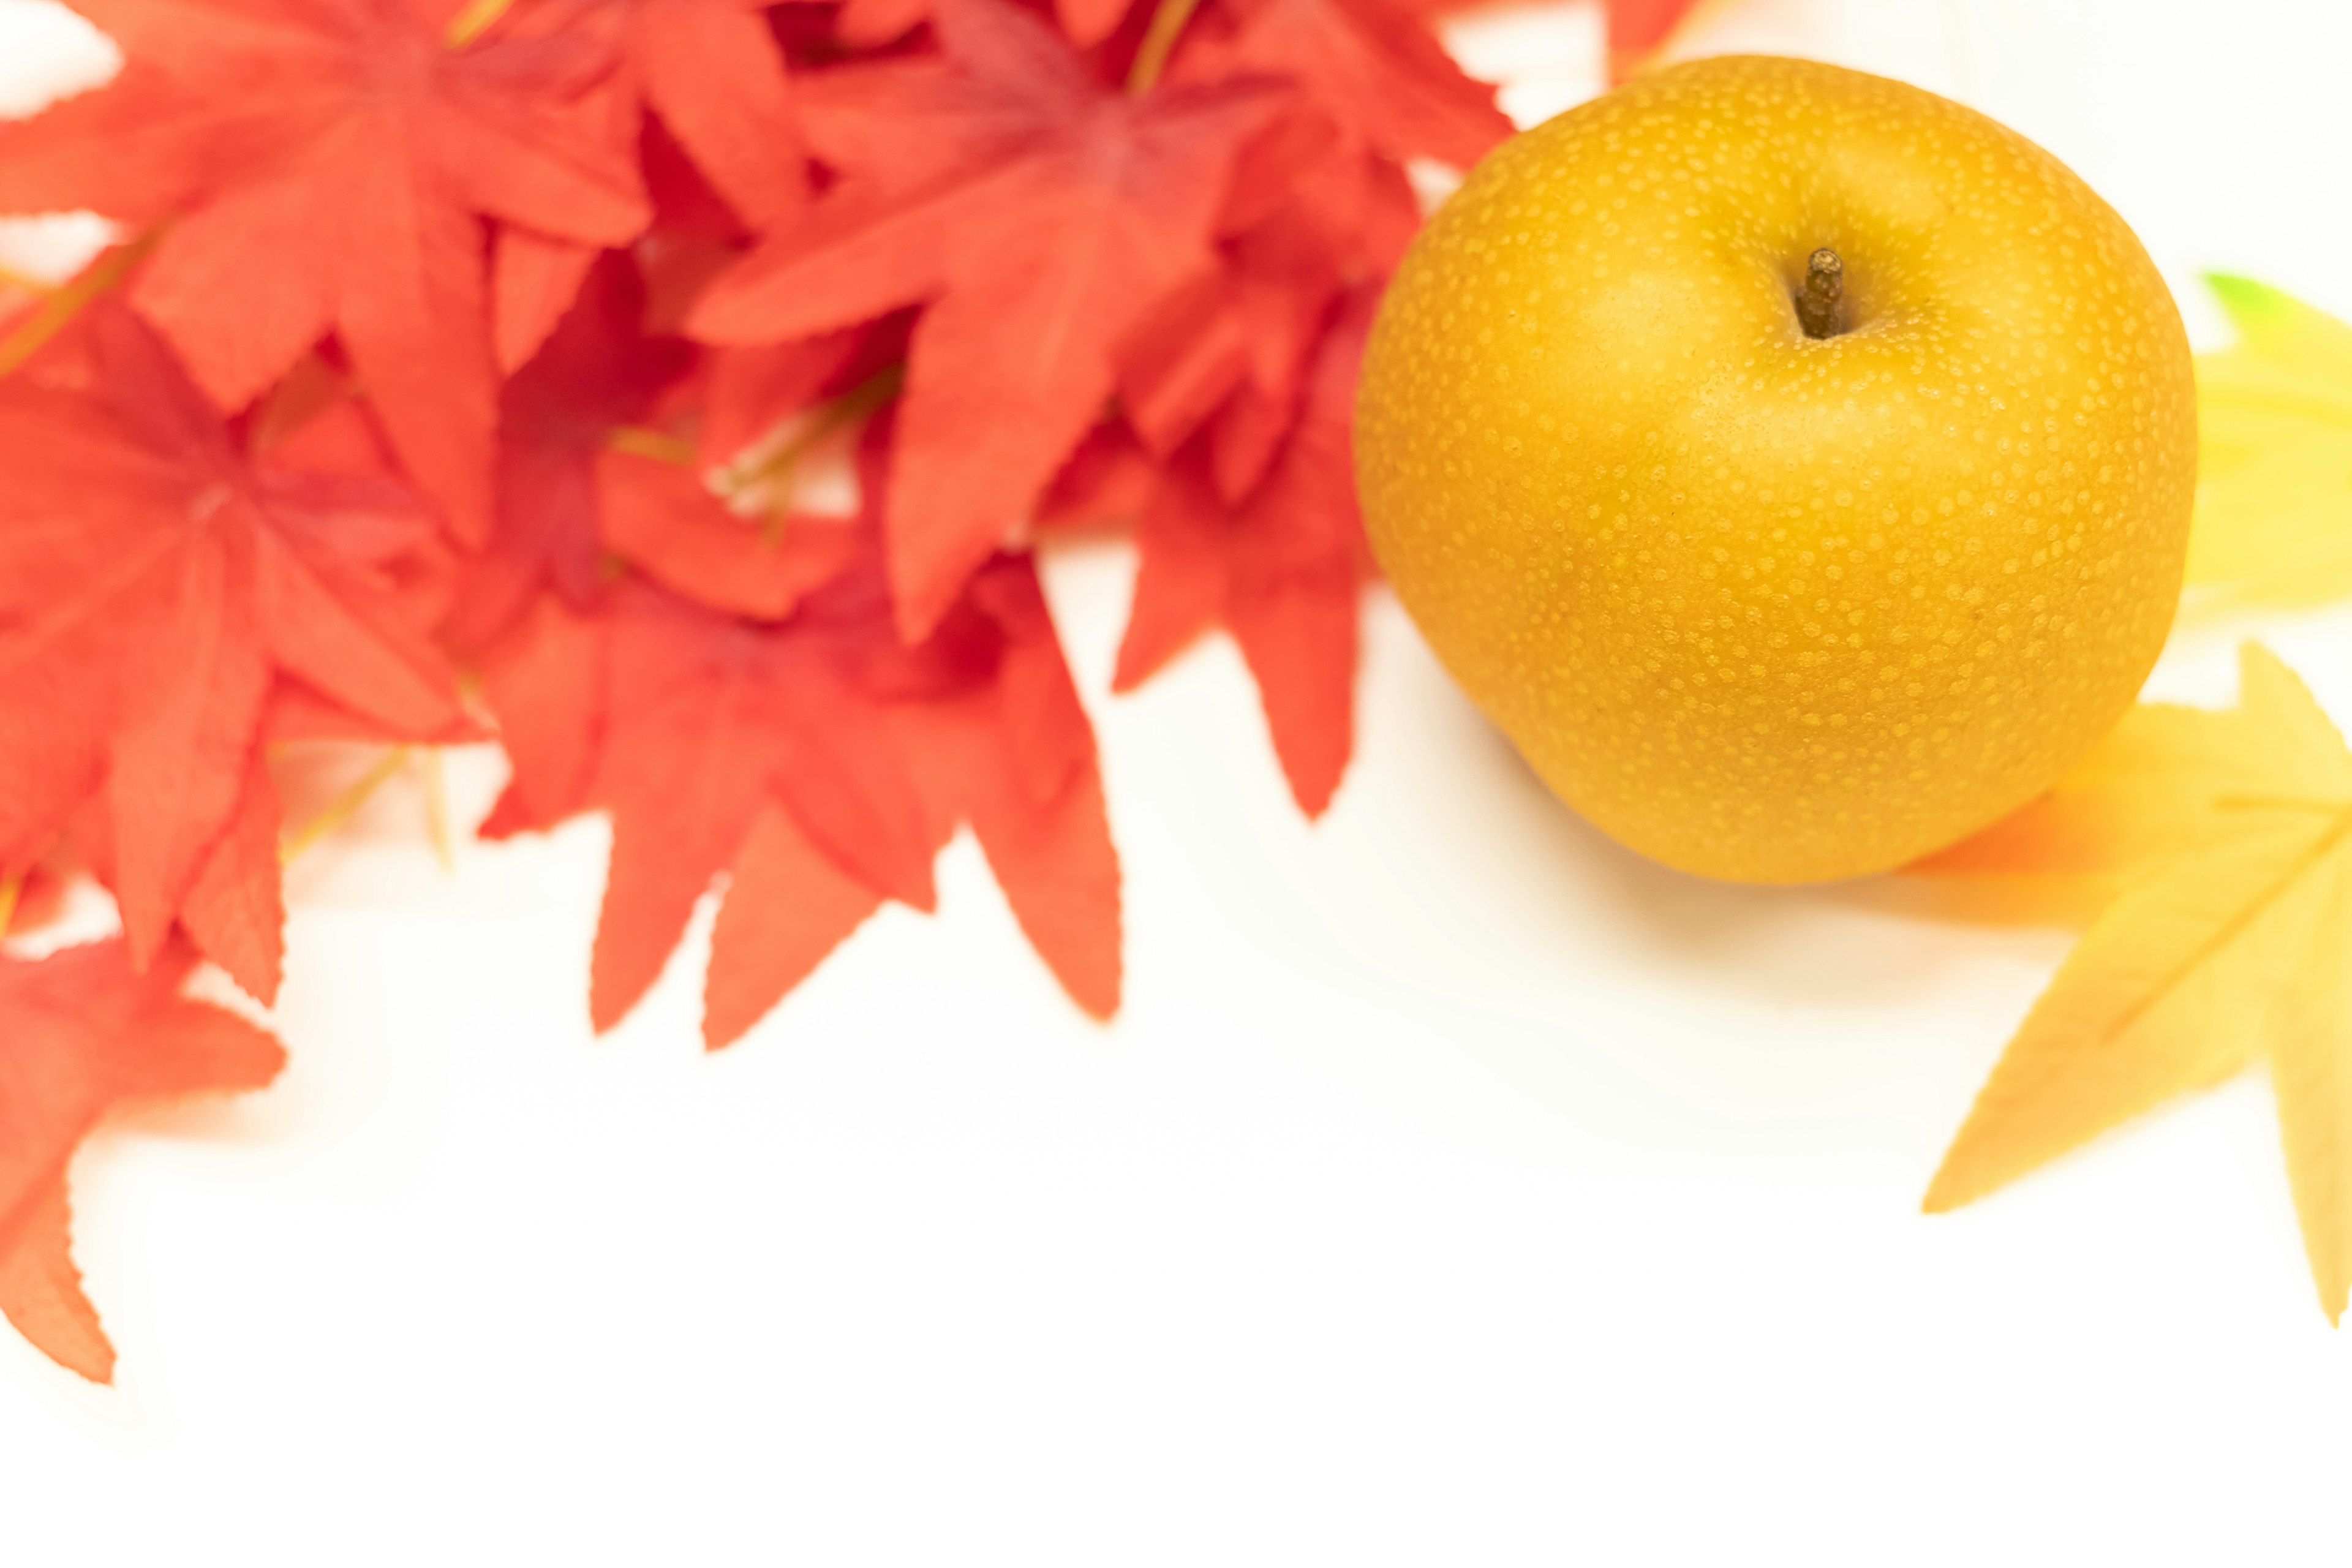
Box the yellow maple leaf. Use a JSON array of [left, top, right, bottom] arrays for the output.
[[1922, 643, 2352, 1320], [2188, 276, 2352, 608], [1913, 697, 2273, 898]]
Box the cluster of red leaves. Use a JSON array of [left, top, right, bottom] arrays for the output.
[[0, 0, 1700, 1382]]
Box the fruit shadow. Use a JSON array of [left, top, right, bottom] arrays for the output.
[[1430, 717, 2084, 1011]]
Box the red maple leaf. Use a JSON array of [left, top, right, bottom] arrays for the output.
[[1117, 196, 1362, 503], [457, 251, 899, 655], [484, 0, 813, 371], [829, 0, 1134, 52], [0, 937, 285, 1383], [0, 0, 651, 543], [708, 545, 1120, 1038], [690, 0, 1284, 639], [1207, 0, 1510, 170], [619, 0, 810, 230], [578, 578, 939, 1032], [20, 660, 484, 1009], [473, 426, 917, 1012], [447, 252, 693, 652], [1113, 286, 1373, 815], [881, 557, 1122, 1020], [0, 307, 467, 980], [195, 680, 488, 1005], [481, 522, 1119, 1044], [598, 449, 867, 620], [477, 592, 612, 839]]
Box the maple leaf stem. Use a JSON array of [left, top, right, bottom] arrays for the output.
[[0, 232, 161, 380], [279, 747, 413, 865], [421, 750, 456, 872], [0, 872, 21, 938], [443, 0, 514, 48], [734, 362, 905, 497], [608, 426, 699, 466], [2097, 805, 2352, 1049], [1126, 0, 1205, 95], [0, 260, 55, 298]]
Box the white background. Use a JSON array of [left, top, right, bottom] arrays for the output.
[[4, 1, 2351, 1561]]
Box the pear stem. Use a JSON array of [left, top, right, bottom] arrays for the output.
[[1796, 247, 1844, 339]]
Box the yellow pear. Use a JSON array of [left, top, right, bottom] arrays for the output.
[[1355, 55, 2195, 882]]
